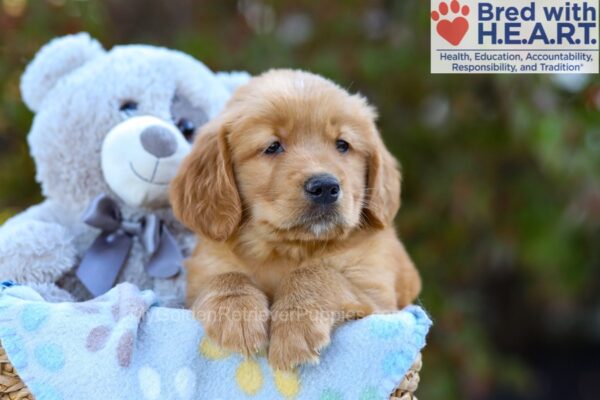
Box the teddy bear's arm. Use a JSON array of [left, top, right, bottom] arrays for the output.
[[0, 200, 77, 301]]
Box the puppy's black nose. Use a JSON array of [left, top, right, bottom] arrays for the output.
[[304, 174, 340, 205], [140, 125, 178, 158]]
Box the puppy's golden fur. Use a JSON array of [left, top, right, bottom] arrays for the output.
[[170, 69, 421, 370]]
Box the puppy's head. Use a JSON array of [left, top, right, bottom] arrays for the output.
[[170, 69, 400, 242]]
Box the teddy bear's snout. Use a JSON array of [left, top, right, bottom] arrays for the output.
[[140, 125, 178, 159], [101, 115, 191, 208]]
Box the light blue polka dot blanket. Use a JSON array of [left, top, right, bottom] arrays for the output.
[[0, 282, 431, 400]]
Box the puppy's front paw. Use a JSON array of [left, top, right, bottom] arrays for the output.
[[268, 313, 331, 371], [193, 293, 269, 356]]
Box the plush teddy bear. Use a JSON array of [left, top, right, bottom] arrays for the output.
[[0, 33, 249, 306]]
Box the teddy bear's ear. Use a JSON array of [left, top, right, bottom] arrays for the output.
[[215, 71, 251, 94], [20, 32, 104, 112]]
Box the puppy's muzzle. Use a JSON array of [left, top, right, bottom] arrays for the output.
[[304, 174, 340, 205]]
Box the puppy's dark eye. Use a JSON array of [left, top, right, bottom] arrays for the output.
[[336, 139, 350, 153], [264, 141, 284, 155], [176, 118, 196, 142], [119, 101, 138, 115]]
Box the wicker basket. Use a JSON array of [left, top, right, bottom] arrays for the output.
[[0, 342, 421, 399], [0, 344, 33, 400], [390, 352, 422, 400]]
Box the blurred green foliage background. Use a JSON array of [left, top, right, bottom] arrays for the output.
[[0, 1, 599, 399]]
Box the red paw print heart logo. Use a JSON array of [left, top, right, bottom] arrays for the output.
[[432, 0, 470, 46]]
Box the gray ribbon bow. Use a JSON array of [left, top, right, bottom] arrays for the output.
[[76, 194, 182, 297]]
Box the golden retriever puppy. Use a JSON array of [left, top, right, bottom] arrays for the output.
[[170, 69, 421, 371]]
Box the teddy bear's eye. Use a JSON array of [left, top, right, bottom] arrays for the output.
[[176, 118, 196, 142], [170, 92, 208, 142], [119, 101, 138, 116]]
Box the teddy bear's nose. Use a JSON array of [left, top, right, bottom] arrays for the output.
[[140, 125, 178, 158]]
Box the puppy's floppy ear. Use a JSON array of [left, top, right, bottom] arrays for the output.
[[364, 133, 401, 228], [170, 117, 242, 241]]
